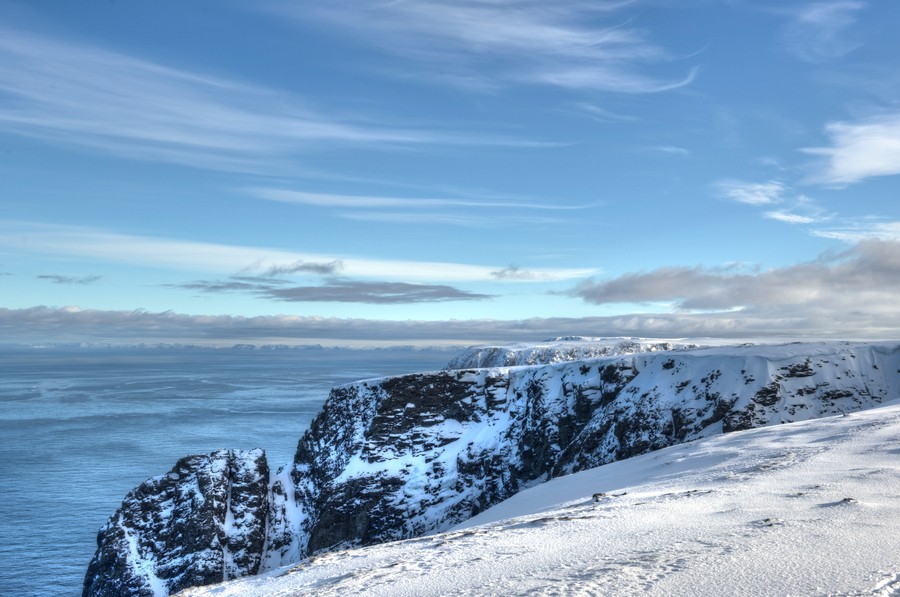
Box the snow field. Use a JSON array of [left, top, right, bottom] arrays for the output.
[[179, 399, 900, 596]]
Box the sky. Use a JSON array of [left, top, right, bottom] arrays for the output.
[[1, 0, 899, 346]]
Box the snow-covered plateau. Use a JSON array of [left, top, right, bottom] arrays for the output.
[[84, 340, 900, 596], [444, 337, 698, 369]]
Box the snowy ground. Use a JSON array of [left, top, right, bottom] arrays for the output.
[[179, 399, 900, 597]]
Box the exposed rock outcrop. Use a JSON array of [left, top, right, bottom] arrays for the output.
[[85, 342, 900, 596], [83, 449, 269, 597]]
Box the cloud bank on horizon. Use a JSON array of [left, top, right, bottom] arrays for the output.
[[1, 1, 899, 344], [3, 239, 898, 345]]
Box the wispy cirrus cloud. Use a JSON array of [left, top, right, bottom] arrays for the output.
[[270, 1, 696, 94], [803, 111, 900, 185], [812, 220, 900, 242], [335, 211, 569, 228], [649, 146, 691, 157], [716, 177, 834, 227], [783, 1, 866, 62], [764, 211, 820, 225], [763, 195, 831, 225], [715, 174, 890, 240], [715, 180, 785, 205], [248, 187, 595, 228], [0, 27, 545, 174], [571, 102, 639, 123], [0, 221, 596, 283], [249, 188, 592, 211]]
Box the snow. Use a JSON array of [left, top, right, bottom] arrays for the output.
[[222, 479, 235, 582], [445, 337, 699, 369], [119, 512, 167, 597], [252, 340, 899, 585], [261, 468, 307, 571], [178, 399, 900, 597]]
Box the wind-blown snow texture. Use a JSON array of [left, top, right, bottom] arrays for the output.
[[83, 449, 269, 597], [181, 398, 900, 597], [84, 341, 900, 596]]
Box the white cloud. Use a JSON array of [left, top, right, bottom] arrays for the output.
[[812, 220, 900, 242], [784, 1, 866, 62], [532, 66, 698, 94], [649, 145, 691, 157], [271, 1, 695, 94], [569, 240, 900, 315], [764, 211, 819, 225], [5, 296, 900, 346], [803, 112, 900, 185], [715, 180, 785, 205], [0, 221, 596, 283], [248, 187, 593, 228], [715, 174, 842, 230], [571, 103, 638, 123], [0, 27, 543, 174], [717, 172, 893, 239], [248, 188, 591, 211], [336, 211, 570, 228], [764, 197, 830, 225], [490, 266, 541, 281]]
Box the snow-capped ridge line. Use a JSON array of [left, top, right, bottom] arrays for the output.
[[85, 340, 900, 596], [445, 336, 700, 369]]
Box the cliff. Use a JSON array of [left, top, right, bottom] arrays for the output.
[[444, 336, 695, 368], [83, 450, 269, 596], [84, 341, 900, 596]]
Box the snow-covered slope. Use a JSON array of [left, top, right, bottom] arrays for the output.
[[85, 341, 900, 596], [178, 399, 900, 596], [445, 336, 697, 369]]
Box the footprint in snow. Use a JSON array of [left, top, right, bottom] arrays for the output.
[[754, 517, 785, 528], [818, 497, 859, 508]]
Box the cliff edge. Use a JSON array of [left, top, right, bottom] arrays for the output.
[[84, 341, 900, 596]]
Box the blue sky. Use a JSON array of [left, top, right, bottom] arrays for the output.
[[1, 0, 899, 345]]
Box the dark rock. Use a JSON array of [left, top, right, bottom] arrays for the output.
[[83, 449, 268, 597]]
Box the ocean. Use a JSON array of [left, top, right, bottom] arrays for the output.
[[0, 345, 454, 597]]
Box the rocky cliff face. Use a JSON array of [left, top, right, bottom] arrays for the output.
[[83, 449, 269, 597], [85, 342, 900, 596]]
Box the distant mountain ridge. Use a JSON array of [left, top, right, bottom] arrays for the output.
[[83, 340, 900, 596], [445, 337, 699, 369], [1, 342, 462, 352]]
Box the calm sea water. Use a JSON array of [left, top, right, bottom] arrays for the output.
[[0, 346, 453, 597]]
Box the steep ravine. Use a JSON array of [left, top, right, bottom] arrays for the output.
[[83, 342, 900, 596]]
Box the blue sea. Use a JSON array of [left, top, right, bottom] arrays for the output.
[[0, 345, 453, 597]]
